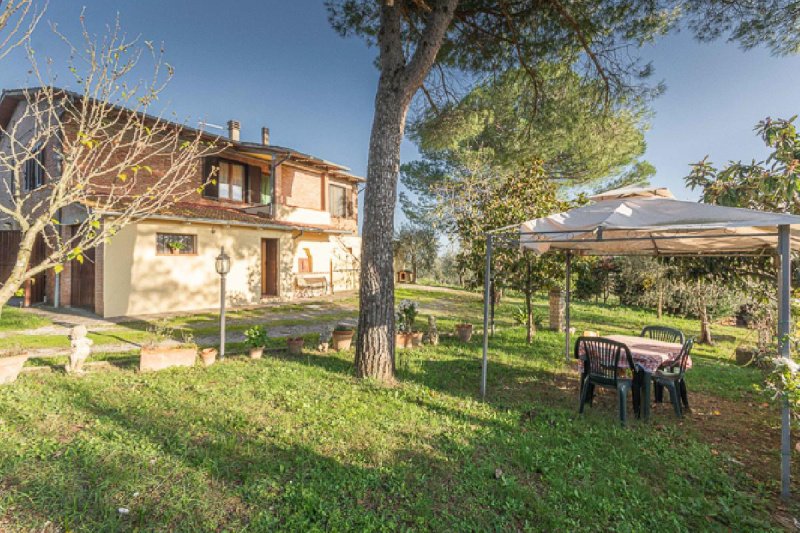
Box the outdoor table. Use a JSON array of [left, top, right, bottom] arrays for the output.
[[577, 334, 689, 421]]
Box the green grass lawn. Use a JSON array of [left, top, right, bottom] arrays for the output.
[[0, 287, 793, 531], [0, 306, 50, 332]]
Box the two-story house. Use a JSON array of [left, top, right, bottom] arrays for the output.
[[0, 88, 362, 318]]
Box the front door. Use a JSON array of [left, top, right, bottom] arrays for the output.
[[262, 238, 279, 297], [70, 230, 95, 310]]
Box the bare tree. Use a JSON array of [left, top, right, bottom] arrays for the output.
[[0, 0, 40, 62], [0, 14, 221, 314]]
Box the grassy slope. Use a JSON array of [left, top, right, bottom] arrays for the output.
[[0, 287, 790, 531]]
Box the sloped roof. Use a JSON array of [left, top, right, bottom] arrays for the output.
[[516, 188, 800, 256]]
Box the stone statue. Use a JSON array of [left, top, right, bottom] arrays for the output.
[[318, 325, 333, 353], [67, 325, 93, 374], [426, 315, 439, 346]]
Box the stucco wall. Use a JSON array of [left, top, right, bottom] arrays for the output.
[[102, 218, 361, 317]]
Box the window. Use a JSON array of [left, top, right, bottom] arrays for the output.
[[218, 160, 245, 202], [156, 233, 197, 255], [22, 144, 45, 192], [329, 184, 350, 217]]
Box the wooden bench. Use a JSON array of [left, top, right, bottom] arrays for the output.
[[295, 274, 328, 298]]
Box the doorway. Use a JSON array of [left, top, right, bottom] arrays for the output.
[[69, 225, 95, 311], [261, 238, 279, 297]]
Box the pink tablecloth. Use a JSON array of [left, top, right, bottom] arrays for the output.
[[577, 334, 689, 374]]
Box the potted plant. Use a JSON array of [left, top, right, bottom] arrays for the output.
[[455, 323, 473, 342], [0, 349, 28, 384], [286, 336, 304, 354], [167, 241, 186, 255], [139, 322, 197, 372], [244, 325, 268, 359], [396, 300, 421, 349], [200, 347, 218, 367], [332, 324, 355, 351]]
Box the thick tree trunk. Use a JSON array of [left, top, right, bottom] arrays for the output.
[[355, 84, 407, 382], [355, 0, 457, 382]]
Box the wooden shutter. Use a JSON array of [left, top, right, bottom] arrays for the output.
[[247, 165, 261, 204], [202, 157, 219, 198]]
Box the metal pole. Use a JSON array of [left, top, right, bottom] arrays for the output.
[[220, 273, 227, 359], [564, 251, 572, 362], [778, 224, 792, 499], [481, 234, 492, 399]]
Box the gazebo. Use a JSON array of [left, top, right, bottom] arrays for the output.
[[481, 186, 800, 498]]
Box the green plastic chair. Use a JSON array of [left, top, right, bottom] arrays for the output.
[[640, 325, 685, 345], [653, 338, 694, 417], [576, 336, 638, 426]]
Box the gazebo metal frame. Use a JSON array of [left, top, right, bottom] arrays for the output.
[[480, 223, 794, 498]]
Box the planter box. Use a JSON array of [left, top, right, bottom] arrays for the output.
[[0, 354, 28, 385], [396, 332, 409, 349], [139, 346, 197, 372], [332, 330, 355, 351], [410, 331, 423, 347], [395, 332, 423, 349], [249, 347, 264, 360]]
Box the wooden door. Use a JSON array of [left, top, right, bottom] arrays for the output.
[[70, 244, 95, 310], [261, 238, 279, 297]]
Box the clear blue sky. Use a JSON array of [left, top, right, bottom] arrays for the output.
[[2, 1, 800, 210]]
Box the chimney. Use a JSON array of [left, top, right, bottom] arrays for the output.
[[261, 127, 270, 145], [227, 119, 240, 142]]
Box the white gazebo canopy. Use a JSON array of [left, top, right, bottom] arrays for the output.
[[482, 186, 799, 499], [518, 186, 800, 256]]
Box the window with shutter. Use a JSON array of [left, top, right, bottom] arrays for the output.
[[203, 158, 246, 202], [22, 144, 45, 192], [328, 184, 349, 218]]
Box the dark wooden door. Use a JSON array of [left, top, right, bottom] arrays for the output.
[[26, 235, 47, 305], [0, 231, 46, 306], [71, 245, 95, 310], [262, 238, 278, 297]]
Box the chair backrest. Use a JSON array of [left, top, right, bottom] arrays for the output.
[[575, 336, 634, 384], [640, 325, 684, 345], [667, 338, 694, 377]]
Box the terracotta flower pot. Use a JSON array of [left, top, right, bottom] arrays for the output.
[[249, 347, 264, 360], [0, 354, 28, 385], [287, 338, 304, 354], [200, 348, 218, 367], [735, 346, 756, 366], [410, 331, 423, 348], [456, 324, 473, 343], [139, 345, 197, 372], [332, 329, 355, 351]]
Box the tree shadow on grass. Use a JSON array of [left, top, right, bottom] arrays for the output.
[[0, 356, 779, 531], [0, 377, 578, 531]]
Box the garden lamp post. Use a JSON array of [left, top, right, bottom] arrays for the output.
[[215, 247, 231, 358]]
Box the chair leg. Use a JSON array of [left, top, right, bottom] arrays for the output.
[[579, 380, 591, 414], [679, 379, 689, 410], [632, 372, 642, 419], [665, 382, 681, 417], [654, 382, 664, 403], [618, 383, 629, 426]]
